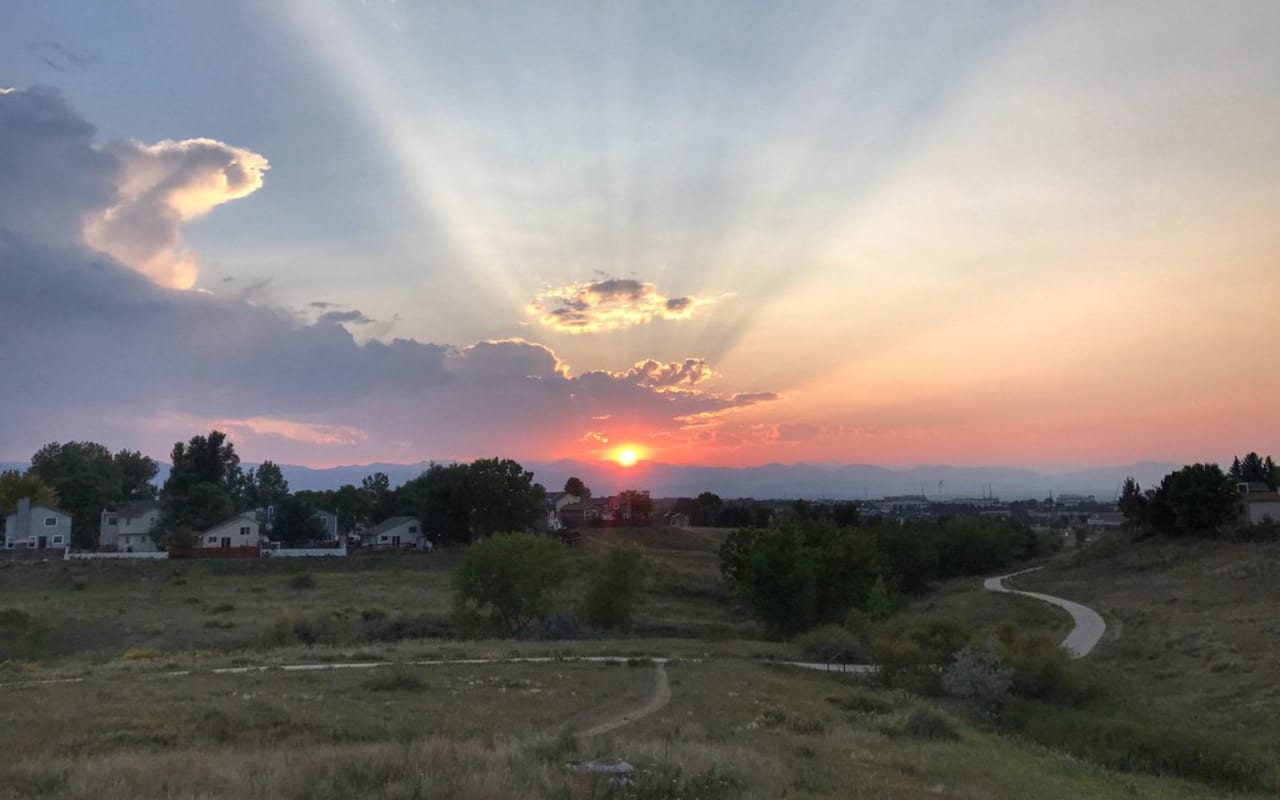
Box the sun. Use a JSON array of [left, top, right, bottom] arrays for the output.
[[616, 448, 639, 467]]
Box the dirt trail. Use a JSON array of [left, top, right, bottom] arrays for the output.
[[574, 662, 671, 738]]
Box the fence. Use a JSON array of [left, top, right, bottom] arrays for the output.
[[65, 551, 168, 561]]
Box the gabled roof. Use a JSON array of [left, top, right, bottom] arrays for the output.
[[199, 514, 258, 533], [365, 516, 420, 537], [106, 499, 160, 517], [1242, 492, 1280, 503]]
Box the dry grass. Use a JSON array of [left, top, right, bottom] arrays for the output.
[[1, 659, 1262, 800], [1015, 536, 1280, 751]]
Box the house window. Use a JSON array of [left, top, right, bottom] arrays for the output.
[[408, 526, 418, 534], [52, 536, 64, 544], [208, 536, 218, 545], [107, 517, 118, 526], [44, 517, 57, 526], [240, 526, 250, 536], [380, 535, 389, 542]]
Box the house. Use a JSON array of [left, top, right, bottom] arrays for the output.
[[100, 500, 161, 553], [666, 512, 691, 528], [543, 492, 580, 532], [313, 510, 344, 543], [1237, 482, 1280, 526], [4, 498, 72, 551], [559, 498, 610, 528], [198, 512, 261, 550], [364, 516, 429, 550]]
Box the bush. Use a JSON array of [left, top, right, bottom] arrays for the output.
[[452, 533, 572, 636], [364, 664, 426, 692], [827, 687, 894, 715], [901, 707, 961, 741], [795, 624, 870, 664], [580, 543, 652, 630], [289, 573, 317, 590], [874, 618, 975, 694], [600, 762, 745, 800], [988, 625, 1084, 703], [1005, 702, 1272, 791], [943, 641, 1013, 710]]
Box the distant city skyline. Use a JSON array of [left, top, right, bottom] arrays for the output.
[[2, 1, 1278, 469]]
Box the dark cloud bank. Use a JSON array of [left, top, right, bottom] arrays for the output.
[[0, 87, 774, 459]]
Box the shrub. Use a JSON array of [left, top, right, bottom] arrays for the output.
[[208, 603, 235, 614], [601, 762, 745, 800], [122, 648, 163, 661], [1005, 702, 1272, 791], [289, 573, 317, 590], [452, 533, 572, 636], [580, 543, 652, 630], [943, 640, 1013, 710], [874, 618, 975, 694], [364, 664, 426, 692], [901, 707, 961, 741], [987, 625, 1083, 703], [827, 688, 894, 715], [795, 624, 870, 664]]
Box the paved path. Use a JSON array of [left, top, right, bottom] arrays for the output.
[[984, 566, 1106, 658]]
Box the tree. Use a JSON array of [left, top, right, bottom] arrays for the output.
[[693, 492, 723, 527], [452, 533, 571, 636], [397, 463, 472, 545], [1152, 463, 1237, 536], [272, 494, 326, 547], [332, 483, 372, 532], [30, 441, 122, 549], [161, 431, 243, 535], [245, 460, 289, 509], [1118, 476, 1148, 528], [465, 458, 546, 538], [615, 489, 652, 523], [113, 450, 158, 502], [563, 476, 591, 500], [581, 543, 652, 629], [0, 471, 59, 517], [1228, 452, 1279, 490], [361, 472, 395, 521]]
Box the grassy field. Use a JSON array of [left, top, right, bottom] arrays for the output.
[[1013, 535, 1280, 751], [2, 656, 1262, 799], [2, 526, 1277, 797]]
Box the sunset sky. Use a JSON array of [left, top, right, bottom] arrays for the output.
[[2, 1, 1278, 469]]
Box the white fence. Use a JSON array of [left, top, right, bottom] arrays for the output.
[[260, 546, 348, 558]]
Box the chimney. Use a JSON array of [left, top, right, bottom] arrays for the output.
[[16, 497, 31, 540]]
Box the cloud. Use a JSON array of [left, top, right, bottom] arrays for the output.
[[528, 278, 712, 333], [612, 358, 715, 388], [320, 309, 374, 325], [0, 87, 267, 290], [0, 87, 779, 465], [84, 137, 269, 289]]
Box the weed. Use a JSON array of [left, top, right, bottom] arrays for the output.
[[364, 664, 427, 692], [900, 707, 960, 741], [289, 573, 317, 590]]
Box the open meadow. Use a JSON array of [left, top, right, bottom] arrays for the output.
[[2, 527, 1277, 798]]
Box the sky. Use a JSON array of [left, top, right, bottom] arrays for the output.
[[1, 1, 1278, 470]]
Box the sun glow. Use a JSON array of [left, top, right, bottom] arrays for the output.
[[616, 448, 639, 467]]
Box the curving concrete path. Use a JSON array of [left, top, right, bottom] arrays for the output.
[[984, 566, 1106, 658]]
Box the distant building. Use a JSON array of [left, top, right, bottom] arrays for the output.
[[198, 512, 260, 550], [876, 495, 930, 515], [100, 500, 161, 553], [1237, 483, 1280, 526], [313, 510, 343, 543], [1056, 494, 1097, 507], [364, 516, 429, 550], [4, 498, 71, 551]]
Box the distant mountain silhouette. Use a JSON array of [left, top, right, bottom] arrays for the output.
[[2, 458, 1181, 501]]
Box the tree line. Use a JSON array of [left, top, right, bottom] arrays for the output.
[[1119, 451, 1277, 538], [2, 431, 551, 550], [719, 514, 1043, 638]]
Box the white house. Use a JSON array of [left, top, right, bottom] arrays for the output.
[[1238, 483, 1280, 526], [100, 500, 162, 553], [314, 509, 342, 543], [364, 516, 428, 550], [198, 512, 261, 549], [4, 498, 72, 550]]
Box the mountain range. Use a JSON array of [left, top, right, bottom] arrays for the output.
[[3, 459, 1183, 501]]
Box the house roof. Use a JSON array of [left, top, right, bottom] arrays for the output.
[[365, 516, 420, 537], [106, 499, 160, 517], [1242, 493, 1280, 503]]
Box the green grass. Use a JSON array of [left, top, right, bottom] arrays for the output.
[[1014, 535, 1280, 753]]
